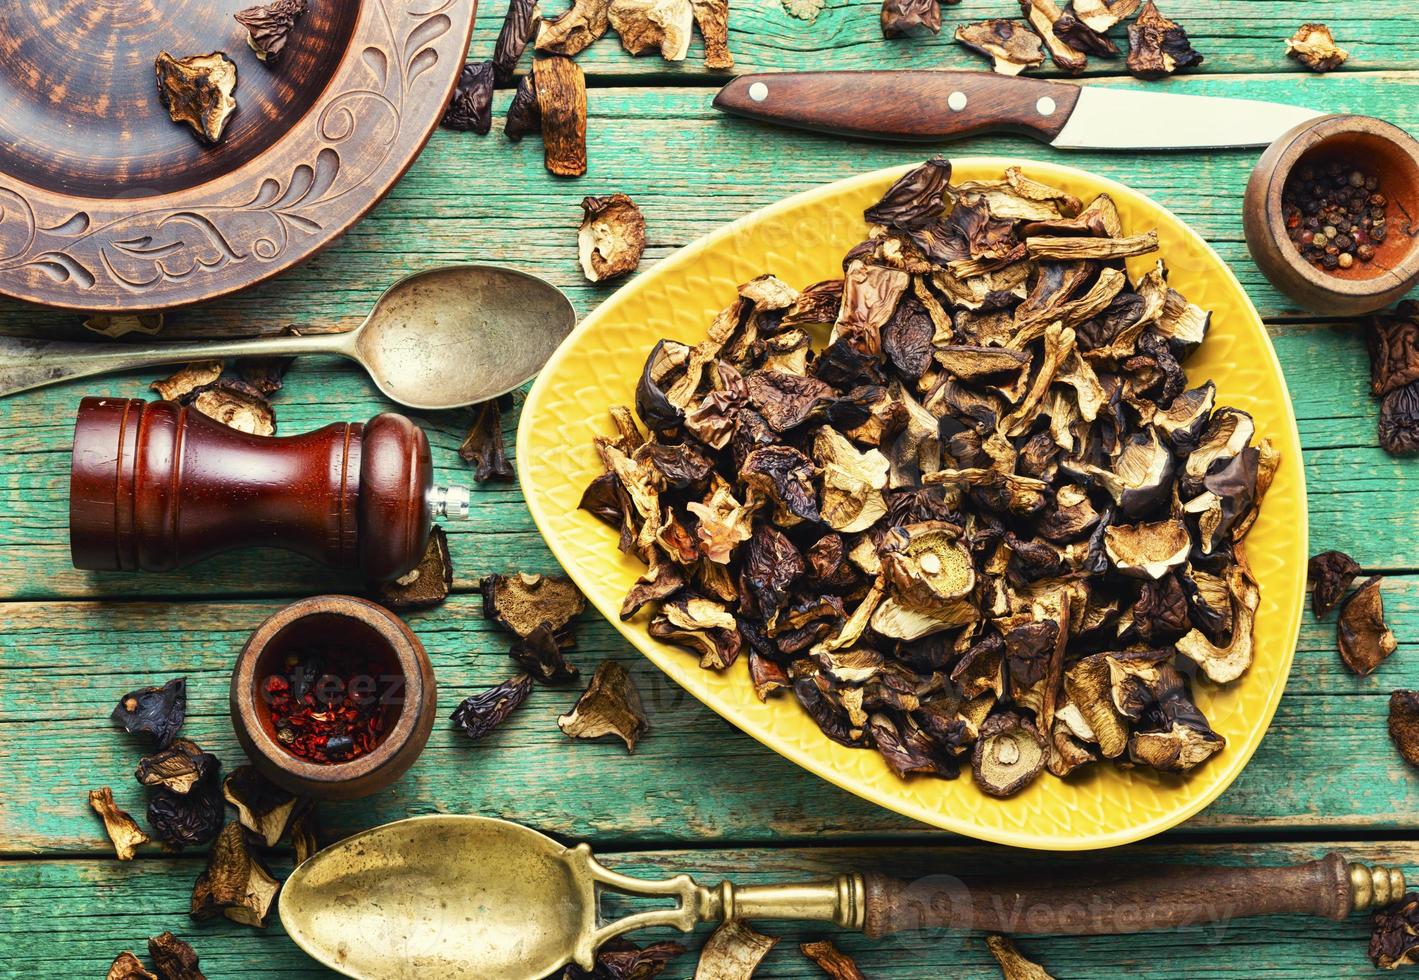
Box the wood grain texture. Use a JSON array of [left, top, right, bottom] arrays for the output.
[[0, 0, 476, 311]]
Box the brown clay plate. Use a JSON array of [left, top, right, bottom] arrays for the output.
[[0, 0, 476, 313]]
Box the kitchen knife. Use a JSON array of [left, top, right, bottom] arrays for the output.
[[713, 71, 1325, 150]]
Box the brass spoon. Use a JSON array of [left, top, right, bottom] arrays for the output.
[[0, 264, 576, 410], [279, 814, 1406, 980]]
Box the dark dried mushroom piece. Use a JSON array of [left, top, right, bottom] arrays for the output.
[[1337, 576, 1397, 676], [90, 787, 150, 861], [148, 932, 206, 980], [155, 52, 238, 145], [1286, 23, 1347, 73], [1308, 549, 1360, 618], [460, 397, 515, 482], [881, 0, 940, 39], [1369, 304, 1419, 397], [510, 622, 581, 684], [1177, 559, 1259, 683], [235, 0, 307, 62], [494, 0, 540, 83], [135, 739, 218, 795], [482, 572, 587, 639], [972, 711, 1046, 797], [505, 74, 542, 142], [1127, 695, 1224, 772], [1379, 380, 1419, 456], [112, 677, 187, 748], [151, 360, 224, 401], [534, 56, 588, 178], [1390, 691, 1419, 770], [609, 0, 694, 59], [986, 934, 1056, 980], [377, 526, 453, 609], [1126, 1, 1203, 78], [1067, 426, 1174, 518], [1063, 654, 1128, 758], [1052, 4, 1116, 57], [148, 779, 224, 850], [443, 60, 496, 134], [579, 193, 647, 282], [650, 596, 742, 667], [564, 938, 686, 979], [288, 805, 319, 864], [451, 673, 535, 741], [799, 940, 867, 980], [693, 920, 778, 978], [1018, 0, 1087, 74], [558, 660, 649, 752], [223, 765, 299, 848], [108, 953, 158, 980], [691, 0, 733, 69], [190, 822, 280, 928], [1371, 892, 1419, 969]]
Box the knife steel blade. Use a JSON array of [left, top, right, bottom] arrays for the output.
[[712, 71, 1326, 150]]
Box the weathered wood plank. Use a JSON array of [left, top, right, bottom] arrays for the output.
[[2, 841, 1412, 978], [2, 574, 1415, 854], [0, 74, 1415, 346], [462, 0, 1419, 79]]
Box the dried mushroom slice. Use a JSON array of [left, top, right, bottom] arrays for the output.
[[377, 526, 453, 609], [610, 0, 694, 59], [509, 622, 581, 684], [1126, 1, 1203, 78], [505, 74, 542, 141], [1370, 304, 1419, 397], [1026, 231, 1159, 261], [1052, 5, 1116, 57], [986, 935, 1056, 980], [108, 953, 158, 980], [691, 0, 733, 69], [972, 711, 1046, 797], [799, 940, 867, 980], [1286, 23, 1347, 73], [451, 673, 534, 740], [881, 0, 940, 38], [152, 360, 224, 401], [223, 766, 299, 848], [460, 397, 515, 483], [155, 52, 238, 145], [190, 380, 276, 436], [112, 677, 187, 748], [494, 0, 540, 83], [1126, 695, 1224, 772], [815, 426, 890, 533], [135, 739, 218, 795], [565, 939, 685, 979], [1389, 691, 1419, 770], [443, 60, 496, 134], [1072, 0, 1139, 32], [90, 787, 150, 860], [537, 0, 613, 55], [148, 780, 224, 850], [1063, 654, 1128, 757], [1103, 517, 1190, 579], [235, 0, 308, 62], [148, 932, 206, 980], [695, 920, 778, 978], [579, 193, 647, 282], [1338, 576, 1397, 676], [1370, 892, 1419, 969], [1018, 0, 1086, 74], [1177, 559, 1259, 683], [558, 660, 649, 752], [1380, 381, 1419, 457], [86, 312, 165, 338], [190, 822, 280, 928], [1308, 549, 1360, 618], [533, 56, 588, 177], [482, 572, 587, 639]]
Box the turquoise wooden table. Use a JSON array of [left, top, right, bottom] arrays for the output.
[[2, 2, 1418, 976]]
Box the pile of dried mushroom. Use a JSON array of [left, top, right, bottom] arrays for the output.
[[583, 157, 1279, 797]]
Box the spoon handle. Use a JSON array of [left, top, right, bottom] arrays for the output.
[[860, 854, 1405, 938], [0, 331, 350, 399]]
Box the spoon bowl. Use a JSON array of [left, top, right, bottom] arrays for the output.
[[353, 265, 579, 410]]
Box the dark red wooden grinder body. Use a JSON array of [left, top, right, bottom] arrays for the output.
[[70, 398, 434, 581]]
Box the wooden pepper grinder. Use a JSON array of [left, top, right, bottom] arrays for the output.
[[69, 397, 470, 582]]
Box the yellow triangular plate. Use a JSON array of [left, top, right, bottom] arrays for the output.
[[518, 159, 1307, 850]]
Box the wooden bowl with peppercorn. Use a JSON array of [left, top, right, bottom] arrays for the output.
[[1245, 115, 1419, 316], [231, 595, 437, 801]]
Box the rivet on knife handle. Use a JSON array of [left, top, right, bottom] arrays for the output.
[[713, 71, 1082, 143]]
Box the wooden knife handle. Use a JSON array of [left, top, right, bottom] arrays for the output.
[[713, 71, 1081, 143], [861, 854, 1405, 936]]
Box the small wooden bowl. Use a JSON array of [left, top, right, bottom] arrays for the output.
[[231, 595, 436, 801], [1245, 115, 1419, 316]]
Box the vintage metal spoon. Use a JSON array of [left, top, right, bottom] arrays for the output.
[[279, 815, 1406, 980], [0, 264, 576, 410]]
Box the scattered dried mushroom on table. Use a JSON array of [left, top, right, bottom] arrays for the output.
[[584, 157, 1275, 797], [90, 787, 151, 860], [136, 739, 218, 796], [150, 359, 282, 435], [451, 672, 536, 740], [799, 939, 867, 979], [535, 56, 589, 178], [881, 0, 941, 39], [1337, 576, 1397, 676], [148, 932, 207, 980], [190, 821, 281, 927], [1371, 892, 1419, 969], [694, 920, 778, 978], [558, 660, 650, 751], [85, 313, 164, 339], [495, 0, 540, 83], [155, 52, 238, 146], [461, 395, 516, 482], [223, 765, 301, 848], [538, 0, 614, 56], [1371, 304, 1419, 457], [1389, 691, 1419, 770], [1308, 549, 1360, 618], [108, 952, 158, 980], [580, 193, 647, 282], [987, 934, 1056, 980], [954, 20, 1045, 76], [443, 60, 496, 134], [563, 938, 686, 979], [1126, 1, 1202, 77], [235, 0, 308, 62], [112, 678, 188, 748], [1286, 23, 1347, 73], [377, 526, 453, 609]]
